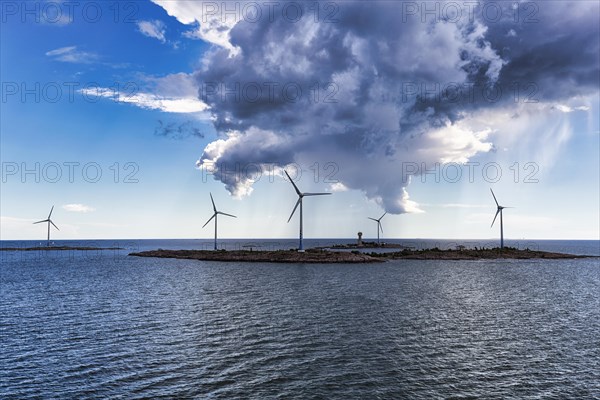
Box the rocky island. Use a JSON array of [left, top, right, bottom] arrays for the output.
[[129, 247, 596, 263], [130, 249, 382, 263], [367, 247, 596, 260]]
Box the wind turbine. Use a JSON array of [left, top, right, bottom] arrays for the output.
[[33, 206, 59, 247], [202, 193, 236, 250], [368, 212, 386, 246], [490, 189, 512, 249], [284, 170, 331, 252]]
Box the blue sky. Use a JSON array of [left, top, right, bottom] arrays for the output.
[[1, 0, 599, 241]]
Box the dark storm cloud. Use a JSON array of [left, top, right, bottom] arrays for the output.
[[190, 0, 599, 211]]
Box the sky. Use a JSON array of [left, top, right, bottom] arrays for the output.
[[1, 0, 599, 241]]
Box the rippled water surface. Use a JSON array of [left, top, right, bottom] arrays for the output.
[[1, 240, 599, 398]]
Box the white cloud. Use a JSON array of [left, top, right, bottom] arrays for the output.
[[45, 46, 98, 63], [79, 87, 208, 114], [384, 188, 424, 214], [554, 104, 590, 113], [62, 204, 96, 213], [329, 182, 348, 192], [419, 123, 494, 164], [151, 0, 240, 54], [137, 20, 167, 43]]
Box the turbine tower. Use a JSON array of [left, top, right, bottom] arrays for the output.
[[284, 170, 331, 252], [33, 206, 59, 247], [490, 189, 512, 249], [203, 193, 236, 250], [368, 212, 386, 245]]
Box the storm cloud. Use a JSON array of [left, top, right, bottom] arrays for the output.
[[154, 0, 599, 213]]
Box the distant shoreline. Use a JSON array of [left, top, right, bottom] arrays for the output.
[[129, 247, 597, 263], [0, 246, 124, 251]]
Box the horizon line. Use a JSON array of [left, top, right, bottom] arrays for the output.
[[1, 237, 598, 242]]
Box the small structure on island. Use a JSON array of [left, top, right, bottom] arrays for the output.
[[357, 232, 363, 247]]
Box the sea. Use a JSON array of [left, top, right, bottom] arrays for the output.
[[1, 239, 599, 399]]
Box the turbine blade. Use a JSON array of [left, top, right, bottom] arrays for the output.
[[379, 212, 387, 221], [491, 209, 500, 227], [48, 205, 54, 219], [287, 198, 301, 223], [50, 220, 59, 230], [368, 217, 378, 222], [284, 170, 301, 196], [202, 213, 216, 228], [303, 192, 331, 196], [210, 193, 217, 213], [490, 188, 499, 207], [33, 219, 48, 224], [218, 211, 237, 218], [379, 222, 384, 234]]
